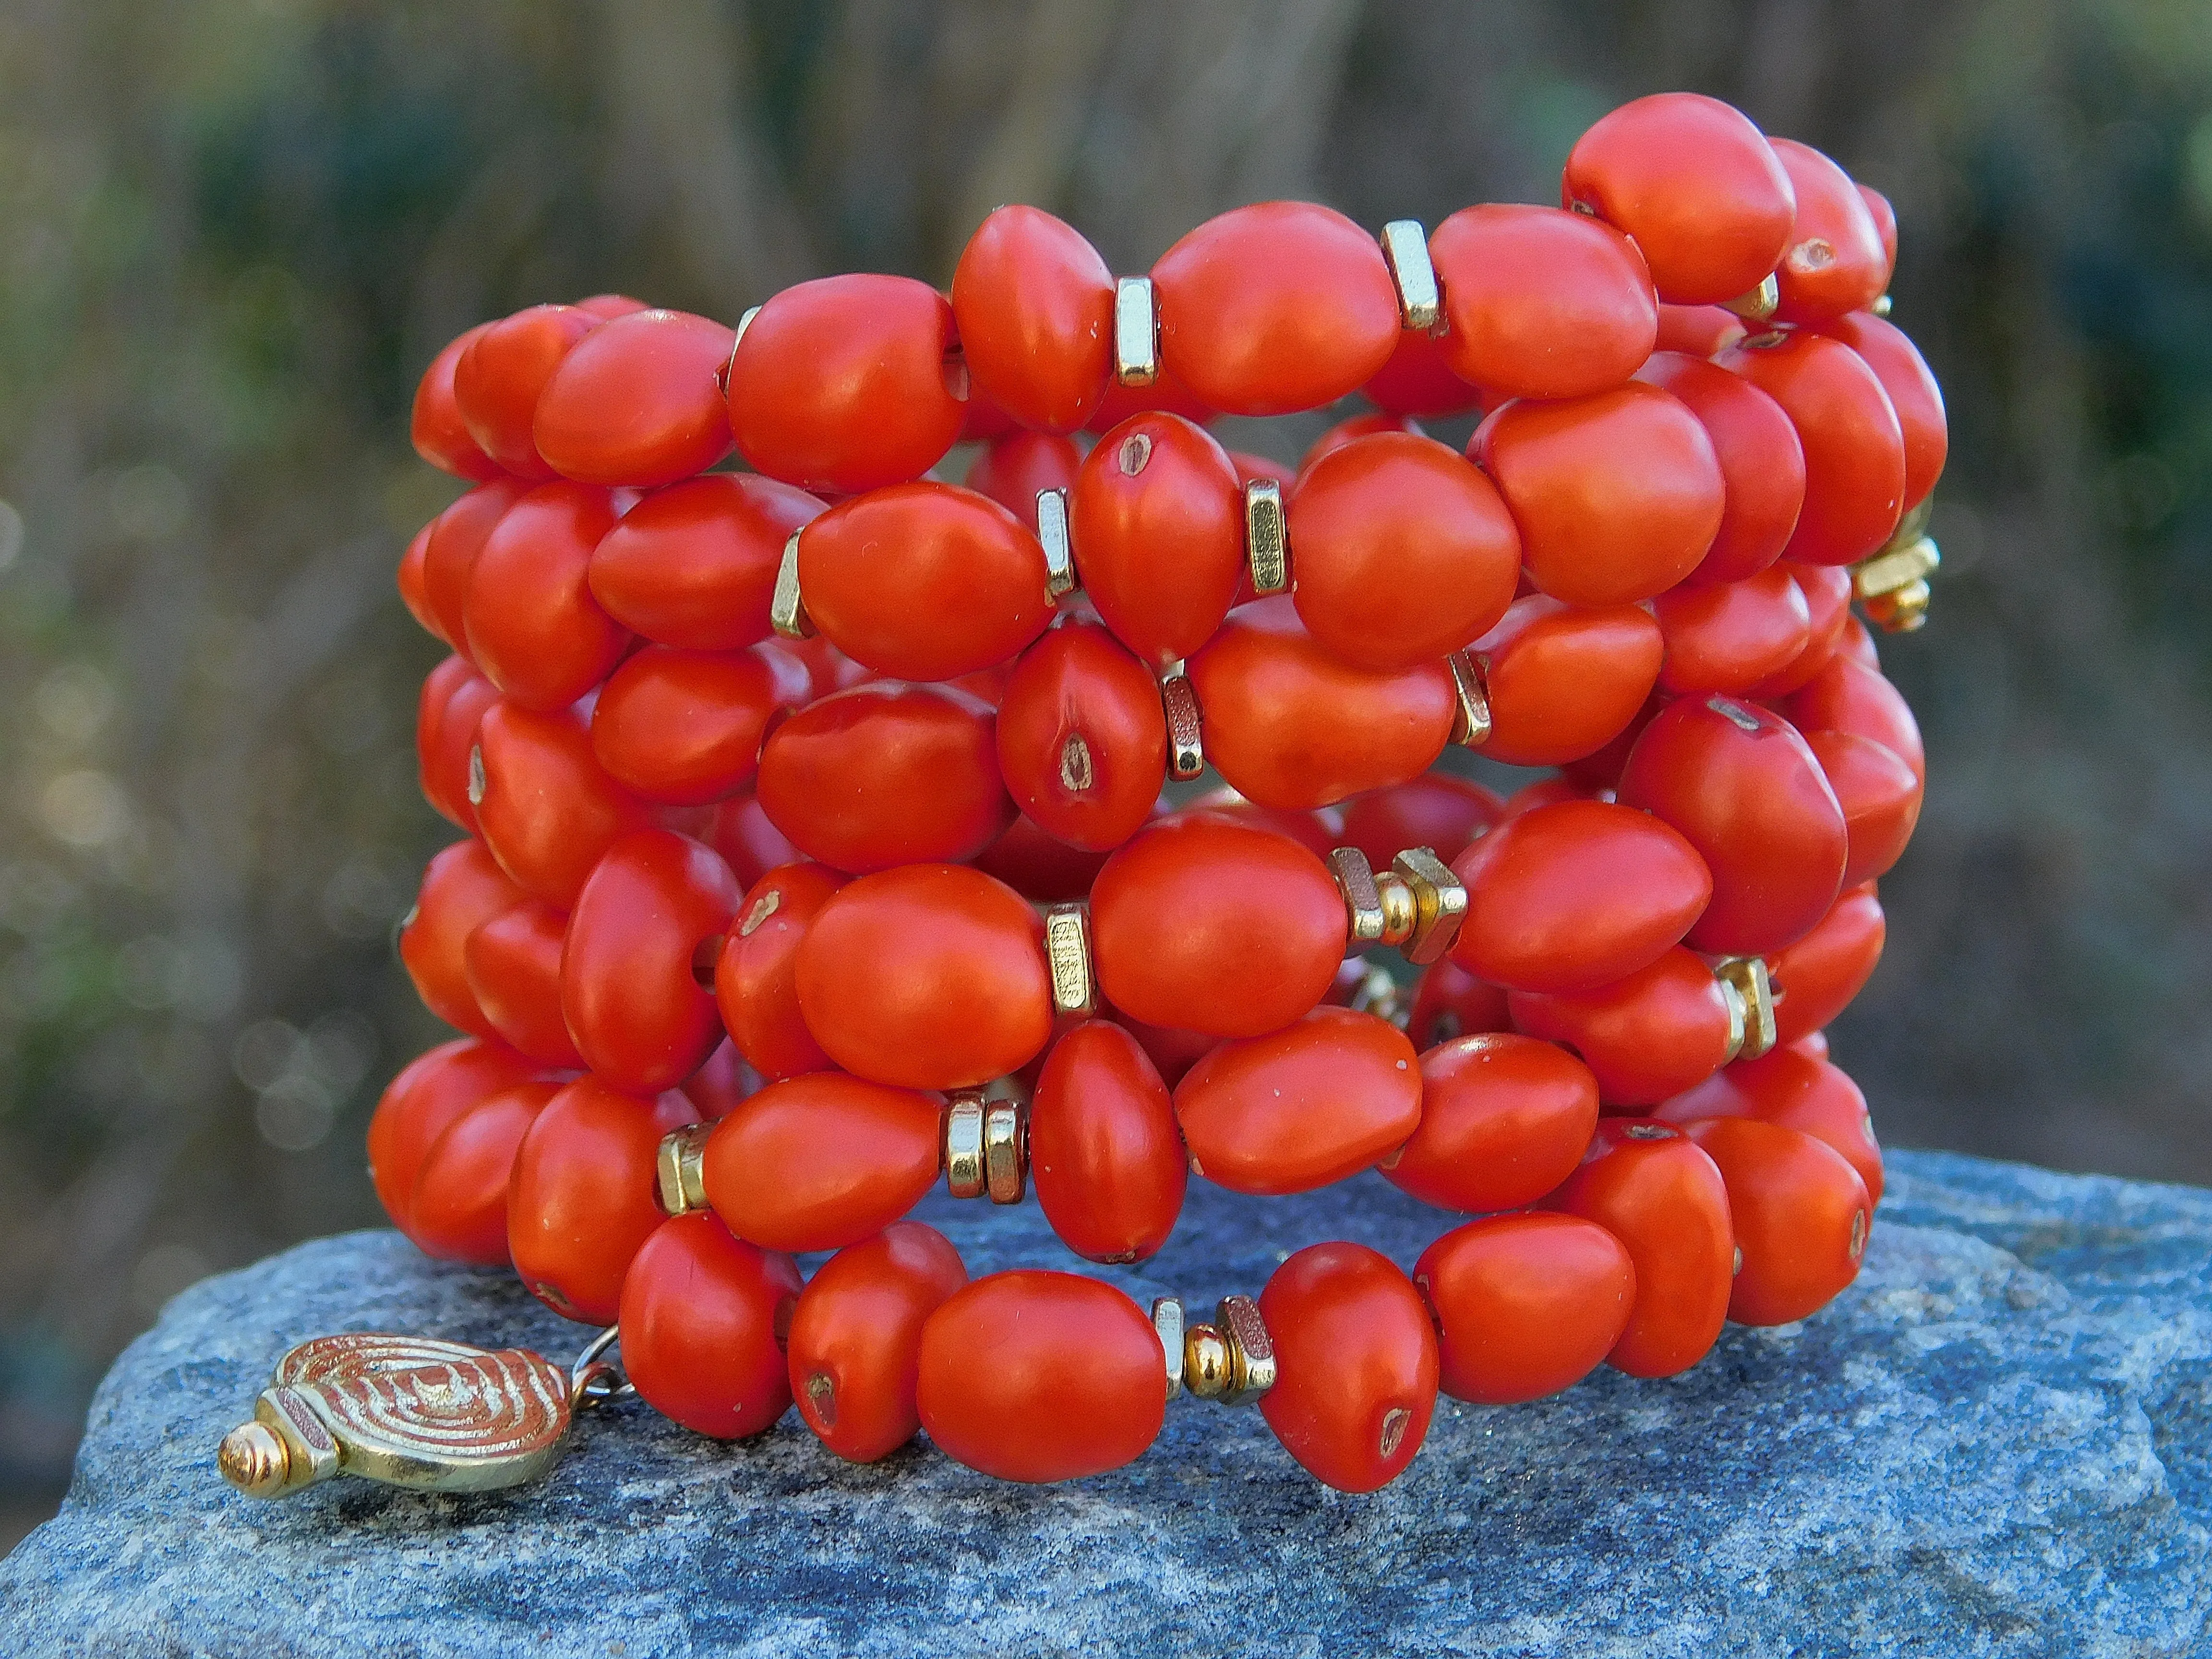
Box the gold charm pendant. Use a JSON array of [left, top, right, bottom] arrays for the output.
[[216, 1329, 623, 1500]]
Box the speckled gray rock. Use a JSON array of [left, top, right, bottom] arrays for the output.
[[4, 1149, 2209, 1657]]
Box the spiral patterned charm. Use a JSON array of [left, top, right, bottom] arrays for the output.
[[218, 1333, 575, 1499]]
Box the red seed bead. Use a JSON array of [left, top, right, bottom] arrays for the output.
[[971, 814, 1115, 904], [532, 308, 736, 488], [407, 1080, 557, 1264], [1258, 1242, 1438, 1493], [715, 863, 843, 1082], [367, 1038, 539, 1231], [416, 656, 498, 832], [1362, 325, 1484, 417], [1768, 885, 1887, 1047], [589, 643, 810, 806], [703, 1072, 944, 1252], [1807, 729, 1923, 888], [795, 864, 1051, 1091], [472, 700, 653, 909], [464, 898, 580, 1069], [965, 430, 1082, 532], [1819, 312, 1947, 510], [1175, 1007, 1420, 1195], [574, 293, 648, 320], [1474, 383, 1724, 606], [508, 1076, 696, 1324], [1168, 790, 1345, 862], [1635, 351, 1806, 585], [1719, 329, 1904, 567], [588, 473, 824, 652], [1385, 1032, 1599, 1213], [1430, 204, 1658, 401], [619, 1213, 802, 1439], [1407, 959, 1512, 1049], [454, 305, 601, 480], [1750, 562, 1854, 698], [1029, 1021, 1186, 1263], [995, 621, 1168, 853], [1546, 1120, 1732, 1377], [1070, 413, 1243, 669], [1286, 434, 1520, 671], [1415, 1213, 1635, 1404], [1509, 947, 1739, 1108], [1769, 140, 1890, 325], [1861, 185, 1900, 278], [561, 829, 741, 1093], [1297, 412, 1426, 483], [951, 205, 1114, 433], [1687, 1117, 1871, 1325], [1653, 565, 1813, 695], [411, 324, 502, 482], [421, 478, 529, 653], [1784, 656, 1925, 783], [703, 791, 804, 889], [1471, 596, 1665, 767], [789, 1221, 969, 1463], [398, 840, 523, 1038], [800, 483, 1051, 683], [682, 1039, 756, 1121], [1563, 93, 1797, 305], [1083, 357, 1217, 431], [1617, 697, 1848, 955], [1658, 1045, 1884, 1204], [1449, 800, 1712, 994], [464, 482, 627, 711], [1654, 303, 1748, 356], [728, 274, 963, 493], [398, 521, 442, 643], [1189, 597, 1456, 810], [1093, 817, 1345, 1039], [916, 1271, 1165, 1482], [1151, 202, 1400, 416], [1338, 774, 1502, 873], [757, 681, 1011, 874]]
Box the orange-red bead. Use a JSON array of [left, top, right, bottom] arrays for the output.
[[714, 862, 843, 1082], [1415, 1213, 1635, 1404], [1470, 596, 1665, 767], [463, 896, 579, 1068], [589, 643, 809, 805], [1718, 329, 1904, 568], [1659, 1044, 1884, 1205], [454, 305, 599, 480], [398, 840, 522, 1039], [533, 308, 736, 488], [1383, 1032, 1599, 1213], [1508, 947, 1739, 1108], [472, 701, 653, 909], [1653, 565, 1813, 695], [619, 1213, 801, 1439], [1029, 1021, 1186, 1263], [788, 1221, 968, 1463], [1070, 413, 1243, 669], [587, 473, 823, 652], [702, 1072, 944, 1252], [464, 482, 627, 711], [1770, 140, 1890, 325], [995, 621, 1167, 852], [1429, 204, 1657, 401], [1766, 885, 1887, 1046], [1687, 1117, 1871, 1325], [951, 205, 1114, 433]]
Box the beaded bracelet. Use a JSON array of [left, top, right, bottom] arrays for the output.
[[219, 90, 1932, 1503]]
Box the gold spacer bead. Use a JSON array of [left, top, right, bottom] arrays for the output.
[[1865, 579, 1931, 633], [656, 1122, 711, 1217], [1183, 1324, 1233, 1399], [1872, 293, 1894, 318], [1159, 665, 1204, 780], [1152, 1297, 1186, 1401], [1329, 846, 1387, 947], [1214, 1294, 1275, 1406], [1445, 651, 1491, 748], [1714, 957, 1777, 1062], [770, 529, 813, 639], [1375, 872, 1420, 943], [1722, 273, 1781, 321], [1244, 478, 1289, 596], [944, 1092, 986, 1199], [982, 1098, 1025, 1204], [1390, 846, 1469, 966], [1036, 486, 1079, 600], [1043, 902, 1098, 1017], [1379, 219, 1442, 333], [1114, 276, 1158, 386]]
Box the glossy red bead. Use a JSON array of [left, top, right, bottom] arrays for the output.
[[1430, 204, 1657, 401], [1750, 562, 1854, 697], [1415, 1213, 1635, 1404], [1563, 93, 1796, 304], [795, 865, 1052, 1091], [398, 839, 522, 1038], [1406, 959, 1512, 1050], [561, 829, 740, 1092], [1769, 140, 1890, 325], [702, 1072, 943, 1252], [1286, 433, 1520, 671], [1091, 817, 1346, 1040], [407, 1080, 556, 1264], [789, 1221, 968, 1463], [589, 643, 809, 805], [463, 897, 580, 1068], [1784, 657, 1925, 783], [398, 520, 442, 642], [1070, 413, 1243, 668], [1687, 1117, 1871, 1325], [1470, 596, 1665, 767], [619, 1213, 801, 1439], [964, 430, 1082, 531], [1029, 1021, 1186, 1263], [454, 305, 600, 480], [970, 813, 1114, 903], [587, 473, 824, 651], [416, 656, 498, 832], [703, 790, 804, 888], [1257, 1243, 1438, 1493], [1362, 327, 1483, 417], [1658, 1044, 1884, 1205], [367, 1037, 540, 1232], [1546, 1120, 1732, 1377], [1189, 597, 1455, 810], [995, 620, 1167, 853], [1152, 202, 1400, 416], [714, 862, 843, 1082], [1820, 312, 1947, 510], [1807, 728, 1922, 888], [1653, 565, 1813, 695], [1338, 774, 1501, 873], [1384, 1032, 1598, 1213], [1654, 302, 1748, 356], [951, 205, 1115, 433], [1619, 696, 1848, 954], [421, 478, 528, 653], [756, 681, 1011, 874], [1508, 947, 1739, 1108], [799, 483, 1051, 683], [1636, 351, 1806, 585], [916, 1271, 1165, 1483], [533, 308, 736, 487], [1475, 382, 1722, 606], [411, 324, 502, 481], [729, 274, 963, 493], [1719, 329, 1904, 567], [1767, 886, 1887, 1046], [464, 482, 627, 710], [1175, 1007, 1419, 1195], [472, 700, 653, 908]]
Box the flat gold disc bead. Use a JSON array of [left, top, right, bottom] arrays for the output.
[[1160, 667, 1204, 780], [982, 1098, 1025, 1204], [944, 1094, 986, 1199], [1114, 276, 1159, 386]]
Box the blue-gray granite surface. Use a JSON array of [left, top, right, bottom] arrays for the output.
[[3, 1149, 2208, 1657]]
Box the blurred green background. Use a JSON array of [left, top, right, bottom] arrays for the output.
[[4, 0, 2211, 1545]]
